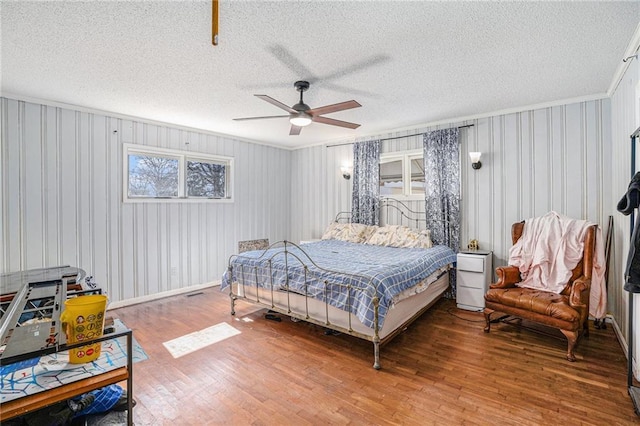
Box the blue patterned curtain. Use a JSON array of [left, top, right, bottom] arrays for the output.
[[423, 129, 460, 297], [352, 140, 381, 225]]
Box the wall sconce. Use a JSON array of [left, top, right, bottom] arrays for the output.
[[469, 152, 482, 170], [340, 165, 352, 180]]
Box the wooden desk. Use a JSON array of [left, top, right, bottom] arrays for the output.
[[1, 368, 129, 420], [0, 325, 134, 425]]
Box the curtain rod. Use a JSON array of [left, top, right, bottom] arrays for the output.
[[326, 124, 474, 148]]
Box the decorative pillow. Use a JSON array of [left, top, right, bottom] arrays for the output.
[[321, 222, 340, 240], [365, 225, 405, 247], [321, 222, 376, 243], [361, 224, 379, 242], [403, 229, 433, 249], [366, 225, 433, 249]]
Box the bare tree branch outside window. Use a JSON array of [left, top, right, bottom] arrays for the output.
[[125, 144, 232, 201], [187, 160, 226, 198], [128, 155, 179, 197]]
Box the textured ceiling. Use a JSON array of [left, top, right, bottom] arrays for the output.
[[2, 1, 639, 149]]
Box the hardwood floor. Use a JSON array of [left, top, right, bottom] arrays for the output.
[[111, 287, 637, 425]]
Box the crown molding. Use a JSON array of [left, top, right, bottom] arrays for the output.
[[0, 92, 296, 151]]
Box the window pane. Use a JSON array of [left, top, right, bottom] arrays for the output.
[[128, 154, 179, 197], [379, 159, 404, 195], [410, 157, 425, 195], [187, 159, 228, 198]]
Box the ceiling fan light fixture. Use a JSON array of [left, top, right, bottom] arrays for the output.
[[234, 81, 360, 134], [290, 112, 312, 127]]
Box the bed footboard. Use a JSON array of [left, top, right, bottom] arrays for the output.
[[223, 240, 451, 369]]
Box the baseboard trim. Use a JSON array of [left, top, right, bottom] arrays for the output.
[[107, 281, 221, 310], [609, 313, 638, 379], [610, 314, 628, 354]]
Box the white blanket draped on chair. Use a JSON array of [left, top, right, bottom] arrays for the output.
[[508, 211, 607, 319]]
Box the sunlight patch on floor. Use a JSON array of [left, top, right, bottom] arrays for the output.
[[162, 322, 241, 358]]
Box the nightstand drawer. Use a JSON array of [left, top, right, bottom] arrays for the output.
[[458, 271, 485, 289], [457, 285, 486, 308], [457, 256, 485, 273]]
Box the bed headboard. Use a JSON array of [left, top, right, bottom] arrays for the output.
[[334, 198, 428, 229], [380, 198, 427, 229]]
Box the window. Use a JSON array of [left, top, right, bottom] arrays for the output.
[[124, 144, 233, 202], [379, 149, 424, 199], [186, 158, 228, 198], [128, 153, 179, 197]]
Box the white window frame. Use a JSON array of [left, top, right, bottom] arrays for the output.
[[379, 149, 424, 200], [123, 143, 234, 203]]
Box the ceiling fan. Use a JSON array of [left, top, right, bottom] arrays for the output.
[[233, 81, 361, 135]]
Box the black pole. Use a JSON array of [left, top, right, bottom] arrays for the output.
[[628, 131, 640, 415], [630, 288, 635, 388], [631, 133, 636, 389]]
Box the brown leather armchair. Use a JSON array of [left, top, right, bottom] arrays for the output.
[[484, 221, 597, 362]]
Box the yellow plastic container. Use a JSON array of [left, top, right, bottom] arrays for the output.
[[60, 294, 108, 364]]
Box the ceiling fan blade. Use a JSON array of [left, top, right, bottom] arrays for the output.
[[268, 45, 318, 83], [312, 115, 360, 129], [289, 125, 302, 136], [321, 55, 390, 81], [319, 82, 381, 99], [267, 44, 388, 88], [233, 115, 289, 121], [255, 95, 296, 113], [308, 100, 361, 116]]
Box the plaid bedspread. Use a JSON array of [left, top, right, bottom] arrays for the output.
[[221, 239, 456, 329]]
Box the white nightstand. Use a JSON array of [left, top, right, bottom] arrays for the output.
[[456, 250, 493, 312]]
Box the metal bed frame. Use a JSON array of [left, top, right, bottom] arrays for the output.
[[334, 197, 428, 226], [226, 198, 452, 369]]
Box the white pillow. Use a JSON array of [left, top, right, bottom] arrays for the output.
[[321, 222, 377, 243], [403, 229, 433, 249], [366, 225, 432, 249], [321, 222, 340, 240], [366, 225, 401, 246]]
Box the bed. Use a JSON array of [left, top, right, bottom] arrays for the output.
[[221, 199, 457, 369]]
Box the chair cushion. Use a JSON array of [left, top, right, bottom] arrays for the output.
[[485, 287, 580, 323]]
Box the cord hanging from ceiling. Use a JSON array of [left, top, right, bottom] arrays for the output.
[[212, 0, 219, 46]]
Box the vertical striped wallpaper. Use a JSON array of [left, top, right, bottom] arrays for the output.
[[0, 97, 291, 303], [290, 99, 611, 306], [295, 90, 634, 369], [0, 93, 629, 351], [610, 58, 639, 361]]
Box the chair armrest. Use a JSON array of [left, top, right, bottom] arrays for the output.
[[489, 266, 521, 289], [568, 276, 591, 309]]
